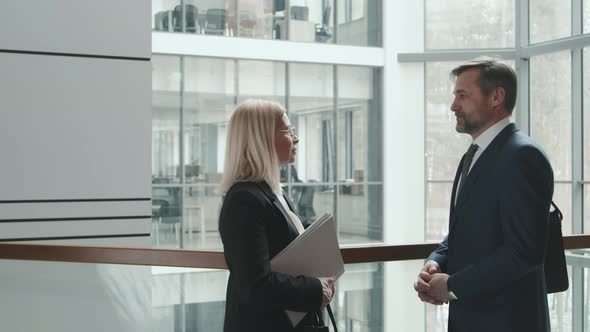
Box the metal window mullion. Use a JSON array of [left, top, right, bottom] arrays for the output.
[[397, 49, 516, 63], [181, 0, 186, 33], [178, 56, 186, 248], [333, 0, 338, 42], [514, 0, 530, 135], [423, 62, 428, 242], [285, 0, 290, 41], [333, 64, 339, 233], [571, 1, 584, 331]]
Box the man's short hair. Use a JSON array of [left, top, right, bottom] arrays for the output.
[[451, 58, 517, 114]]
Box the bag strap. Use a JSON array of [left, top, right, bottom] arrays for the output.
[[550, 201, 563, 222], [327, 304, 338, 332]]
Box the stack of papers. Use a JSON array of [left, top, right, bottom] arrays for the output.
[[270, 213, 345, 327]]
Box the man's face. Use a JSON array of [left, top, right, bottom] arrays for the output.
[[450, 68, 495, 137]]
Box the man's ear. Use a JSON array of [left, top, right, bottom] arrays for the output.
[[492, 87, 505, 108]]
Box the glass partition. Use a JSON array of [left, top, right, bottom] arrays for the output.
[[425, 0, 514, 50], [152, 0, 381, 46], [152, 56, 383, 248], [2, 249, 590, 331], [529, 0, 571, 44], [336, 0, 381, 46]]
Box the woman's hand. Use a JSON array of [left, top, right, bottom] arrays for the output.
[[318, 276, 336, 305]]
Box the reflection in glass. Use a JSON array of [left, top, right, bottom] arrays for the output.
[[337, 184, 383, 243], [289, 63, 334, 183], [425, 182, 453, 242], [586, 0, 590, 34], [336, 66, 382, 183], [286, 184, 335, 226], [425, 0, 514, 50], [531, 51, 572, 181], [152, 186, 183, 248], [153, 55, 182, 184], [183, 57, 235, 185], [530, 0, 571, 44], [183, 186, 224, 250], [336, 0, 382, 46]]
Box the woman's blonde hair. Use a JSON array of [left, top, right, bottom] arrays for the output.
[[221, 99, 286, 193]]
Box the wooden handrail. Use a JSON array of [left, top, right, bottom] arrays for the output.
[[0, 235, 589, 269]]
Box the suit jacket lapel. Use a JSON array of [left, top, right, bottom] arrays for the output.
[[255, 181, 300, 238], [454, 123, 518, 211], [449, 155, 464, 231]]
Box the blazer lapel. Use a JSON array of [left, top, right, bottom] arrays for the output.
[[255, 181, 300, 238], [454, 123, 519, 211], [449, 155, 464, 231]]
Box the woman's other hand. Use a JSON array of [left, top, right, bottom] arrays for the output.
[[318, 276, 336, 305]]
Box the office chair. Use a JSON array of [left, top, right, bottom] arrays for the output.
[[173, 4, 199, 33], [154, 10, 173, 32], [297, 185, 317, 223], [315, 5, 332, 42], [205, 8, 227, 35]]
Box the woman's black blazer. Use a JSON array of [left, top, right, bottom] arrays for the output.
[[219, 181, 323, 332]]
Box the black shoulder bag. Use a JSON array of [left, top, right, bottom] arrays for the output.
[[544, 201, 569, 293]]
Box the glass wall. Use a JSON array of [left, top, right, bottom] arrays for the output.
[[153, 262, 385, 332], [424, 61, 469, 242], [152, 0, 382, 46], [529, 0, 571, 44], [421, 1, 590, 330], [530, 51, 573, 235], [152, 54, 383, 249], [425, 0, 514, 50]]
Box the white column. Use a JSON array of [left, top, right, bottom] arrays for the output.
[[383, 1, 427, 331]]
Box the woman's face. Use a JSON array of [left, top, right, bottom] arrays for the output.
[[274, 113, 299, 165]]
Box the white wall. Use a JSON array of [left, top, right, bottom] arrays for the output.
[[383, 1, 427, 331], [0, 1, 152, 331]]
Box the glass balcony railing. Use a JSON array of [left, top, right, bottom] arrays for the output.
[[1, 236, 589, 332]]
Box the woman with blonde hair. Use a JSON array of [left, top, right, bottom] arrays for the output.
[[219, 100, 335, 332]]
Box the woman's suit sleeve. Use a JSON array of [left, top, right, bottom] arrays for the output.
[[219, 190, 323, 312]]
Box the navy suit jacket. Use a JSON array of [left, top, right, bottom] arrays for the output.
[[428, 123, 554, 332], [219, 181, 323, 332]]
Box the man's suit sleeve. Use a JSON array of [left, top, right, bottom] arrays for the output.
[[447, 146, 553, 300], [219, 191, 323, 312], [428, 235, 449, 272]]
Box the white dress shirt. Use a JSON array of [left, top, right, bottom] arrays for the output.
[[276, 190, 306, 234], [454, 116, 512, 205]]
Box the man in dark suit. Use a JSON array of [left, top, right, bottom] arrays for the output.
[[413, 59, 554, 331]]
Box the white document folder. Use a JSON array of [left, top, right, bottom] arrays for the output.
[[270, 213, 345, 327]]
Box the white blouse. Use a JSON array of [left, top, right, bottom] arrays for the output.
[[276, 191, 306, 234]]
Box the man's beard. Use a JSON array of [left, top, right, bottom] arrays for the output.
[[455, 112, 489, 135]]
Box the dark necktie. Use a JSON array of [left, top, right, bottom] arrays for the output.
[[457, 144, 479, 197]]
